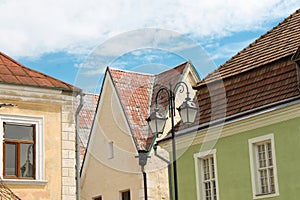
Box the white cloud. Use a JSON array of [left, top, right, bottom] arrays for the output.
[[0, 0, 299, 58], [208, 39, 256, 60]]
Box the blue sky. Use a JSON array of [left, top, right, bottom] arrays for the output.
[[1, 1, 299, 93]]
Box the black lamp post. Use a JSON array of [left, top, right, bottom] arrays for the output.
[[147, 81, 197, 200]]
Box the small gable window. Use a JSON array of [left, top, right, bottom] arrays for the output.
[[120, 190, 130, 200]]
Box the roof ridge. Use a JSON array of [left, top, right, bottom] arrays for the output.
[[196, 8, 300, 87], [156, 61, 189, 76], [0, 52, 80, 91], [108, 61, 189, 78], [108, 67, 155, 77], [225, 8, 299, 68]]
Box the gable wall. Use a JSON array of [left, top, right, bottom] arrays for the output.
[[81, 74, 141, 199]]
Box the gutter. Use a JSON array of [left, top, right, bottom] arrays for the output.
[[158, 95, 300, 144], [75, 92, 84, 200]]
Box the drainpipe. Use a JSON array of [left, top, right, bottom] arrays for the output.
[[136, 150, 151, 200], [75, 92, 84, 200]]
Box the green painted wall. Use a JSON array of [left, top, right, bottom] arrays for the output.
[[174, 116, 300, 200]]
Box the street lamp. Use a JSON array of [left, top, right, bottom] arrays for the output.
[[147, 81, 197, 200]]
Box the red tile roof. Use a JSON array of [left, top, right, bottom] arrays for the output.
[[109, 62, 188, 150], [109, 69, 155, 150], [190, 58, 300, 129], [0, 52, 80, 92], [151, 62, 188, 112], [75, 93, 99, 164], [195, 8, 300, 87], [78, 94, 99, 147]]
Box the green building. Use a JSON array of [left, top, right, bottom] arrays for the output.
[[158, 8, 300, 200]]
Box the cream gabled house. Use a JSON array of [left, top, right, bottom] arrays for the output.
[[0, 52, 81, 199], [80, 62, 200, 200]]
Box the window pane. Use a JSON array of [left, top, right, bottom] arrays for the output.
[[259, 169, 269, 194], [211, 157, 215, 179], [20, 144, 34, 178], [5, 144, 16, 176], [122, 190, 130, 200], [203, 159, 210, 180], [205, 182, 211, 200], [4, 124, 34, 141], [258, 144, 266, 168], [269, 168, 275, 193], [267, 142, 273, 166], [213, 181, 217, 200]]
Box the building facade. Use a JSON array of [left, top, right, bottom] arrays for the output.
[[0, 52, 80, 199], [158, 8, 300, 200], [80, 62, 200, 200]]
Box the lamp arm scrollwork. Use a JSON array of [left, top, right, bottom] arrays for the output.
[[173, 81, 190, 100], [155, 87, 171, 107]]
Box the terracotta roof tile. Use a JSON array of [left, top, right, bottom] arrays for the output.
[[75, 94, 99, 163], [0, 65, 12, 75], [77, 94, 99, 147], [110, 69, 155, 150], [0, 74, 19, 83], [9, 66, 28, 76], [151, 62, 188, 112], [195, 8, 300, 87], [183, 57, 300, 131], [171, 9, 300, 134], [15, 76, 37, 85], [172, 9, 300, 132], [110, 62, 189, 150], [0, 52, 80, 92]]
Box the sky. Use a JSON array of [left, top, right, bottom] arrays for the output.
[[0, 0, 299, 93]]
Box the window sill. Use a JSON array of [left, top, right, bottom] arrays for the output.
[[1, 179, 48, 186], [253, 192, 279, 199]]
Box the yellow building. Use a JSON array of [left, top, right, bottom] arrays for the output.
[[0, 52, 80, 199], [80, 62, 200, 200]]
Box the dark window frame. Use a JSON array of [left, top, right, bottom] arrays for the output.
[[3, 122, 36, 179], [121, 190, 130, 200], [93, 195, 102, 200]]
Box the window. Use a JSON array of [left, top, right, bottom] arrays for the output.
[[120, 190, 130, 200], [194, 149, 219, 200], [0, 115, 44, 182], [3, 123, 35, 179], [249, 134, 279, 199], [107, 141, 114, 159], [93, 195, 102, 200]]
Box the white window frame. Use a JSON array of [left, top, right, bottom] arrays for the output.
[[248, 134, 279, 199], [194, 149, 219, 200], [0, 114, 46, 185]]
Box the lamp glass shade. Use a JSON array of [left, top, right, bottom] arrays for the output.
[[178, 99, 198, 124], [147, 110, 167, 134]]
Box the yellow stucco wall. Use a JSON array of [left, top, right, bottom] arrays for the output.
[[0, 100, 62, 199]]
